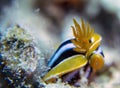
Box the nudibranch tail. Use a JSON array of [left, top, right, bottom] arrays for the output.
[[71, 19, 95, 53]]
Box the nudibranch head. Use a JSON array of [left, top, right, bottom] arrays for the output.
[[71, 19, 101, 53], [71, 19, 94, 53]]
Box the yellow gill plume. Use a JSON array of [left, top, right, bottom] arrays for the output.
[[71, 18, 94, 53]]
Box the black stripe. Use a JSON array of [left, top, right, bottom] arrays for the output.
[[48, 39, 83, 68], [55, 39, 74, 52], [50, 48, 81, 68]]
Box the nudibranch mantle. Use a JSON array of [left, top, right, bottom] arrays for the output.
[[43, 18, 104, 84], [44, 55, 87, 82]]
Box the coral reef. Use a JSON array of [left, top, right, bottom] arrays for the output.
[[0, 26, 46, 88]]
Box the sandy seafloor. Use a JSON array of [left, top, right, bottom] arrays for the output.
[[0, 0, 120, 88]]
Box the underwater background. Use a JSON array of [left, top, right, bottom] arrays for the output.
[[0, 0, 120, 88]]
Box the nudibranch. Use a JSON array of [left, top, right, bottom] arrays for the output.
[[43, 18, 104, 85]]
